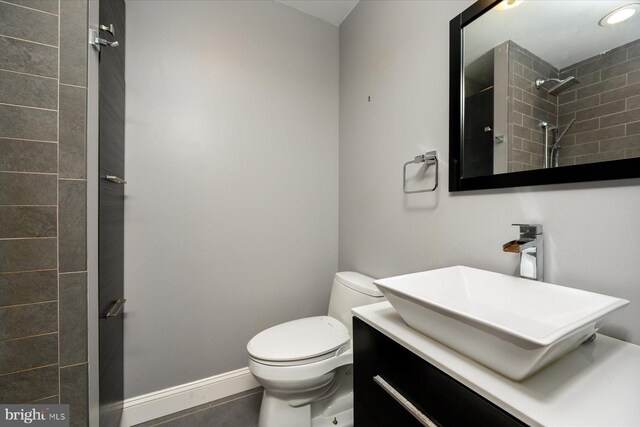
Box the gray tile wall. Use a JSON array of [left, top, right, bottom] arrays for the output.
[[506, 39, 640, 170], [557, 40, 640, 166], [507, 41, 558, 172], [0, 1, 88, 425]]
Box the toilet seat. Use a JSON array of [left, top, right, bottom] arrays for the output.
[[249, 347, 353, 385], [250, 348, 343, 367], [248, 316, 350, 366]]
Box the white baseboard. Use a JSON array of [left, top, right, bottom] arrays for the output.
[[119, 367, 261, 426]]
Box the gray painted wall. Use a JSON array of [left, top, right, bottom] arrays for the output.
[[124, 1, 339, 397], [339, 1, 640, 345]]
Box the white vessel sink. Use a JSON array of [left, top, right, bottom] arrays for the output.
[[374, 266, 629, 381]]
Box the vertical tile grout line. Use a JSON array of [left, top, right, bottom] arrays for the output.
[[57, 0, 61, 404]]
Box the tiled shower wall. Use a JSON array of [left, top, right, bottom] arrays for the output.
[[506, 39, 640, 170], [0, 1, 88, 425], [507, 41, 558, 172], [557, 40, 640, 166]]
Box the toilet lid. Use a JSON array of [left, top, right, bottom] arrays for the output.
[[247, 316, 349, 363]]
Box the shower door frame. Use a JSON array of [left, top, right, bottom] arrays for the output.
[[87, 0, 100, 425], [87, 0, 127, 425]]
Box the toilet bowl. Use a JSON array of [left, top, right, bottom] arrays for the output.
[[247, 272, 384, 427]]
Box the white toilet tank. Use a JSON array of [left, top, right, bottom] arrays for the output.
[[328, 272, 385, 336]]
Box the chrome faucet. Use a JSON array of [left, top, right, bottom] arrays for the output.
[[503, 224, 544, 281]]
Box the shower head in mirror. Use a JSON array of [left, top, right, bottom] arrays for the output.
[[535, 76, 580, 96]]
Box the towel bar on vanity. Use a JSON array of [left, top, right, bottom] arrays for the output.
[[403, 150, 438, 193]]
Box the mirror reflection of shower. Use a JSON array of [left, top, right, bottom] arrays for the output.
[[536, 74, 579, 168], [462, 0, 640, 178], [540, 119, 576, 168]]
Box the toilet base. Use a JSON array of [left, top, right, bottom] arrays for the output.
[[312, 408, 353, 427], [311, 391, 353, 427], [259, 386, 356, 427], [258, 391, 354, 427], [258, 391, 311, 427]]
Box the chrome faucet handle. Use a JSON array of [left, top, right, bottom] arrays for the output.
[[512, 224, 543, 239]]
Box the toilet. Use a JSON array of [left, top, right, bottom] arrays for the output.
[[247, 272, 384, 427]]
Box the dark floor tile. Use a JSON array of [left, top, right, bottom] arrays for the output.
[[0, 206, 56, 238], [0, 333, 57, 374], [60, 272, 87, 366], [161, 392, 261, 427], [0, 70, 58, 110], [60, 363, 88, 427], [59, 180, 86, 273], [0, 172, 57, 205], [0, 139, 57, 173], [60, 0, 87, 86], [0, 270, 57, 307], [0, 238, 57, 273], [137, 390, 262, 427], [0, 364, 58, 403], [59, 85, 86, 179], [0, 301, 57, 340], [0, 36, 57, 78], [135, 388, 263, 427], [3, 0, 59, 15], [0, 104, 57, 141], [0, 2, 58, 46]]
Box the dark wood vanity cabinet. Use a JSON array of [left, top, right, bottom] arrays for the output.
[[353, 318, 528, 427]]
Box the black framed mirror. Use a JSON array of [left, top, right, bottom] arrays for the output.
[[450, 0, 640, 191]]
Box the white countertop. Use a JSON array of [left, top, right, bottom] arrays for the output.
[[353, 301, 640, 427]]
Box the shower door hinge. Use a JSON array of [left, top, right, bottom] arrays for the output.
[[100, 23, 115, 36], [89, 28, 119, 52]]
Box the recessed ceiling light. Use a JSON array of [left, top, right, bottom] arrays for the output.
[[495, 0, 523, 11], [599, 3, 640, 26]]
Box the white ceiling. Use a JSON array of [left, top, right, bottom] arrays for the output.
[[276, 0, 359, 26], [465, 1, 640, 69]]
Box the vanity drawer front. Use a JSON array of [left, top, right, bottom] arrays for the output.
[[355, 398, 423, 427], [353, 318, 527, 427]]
